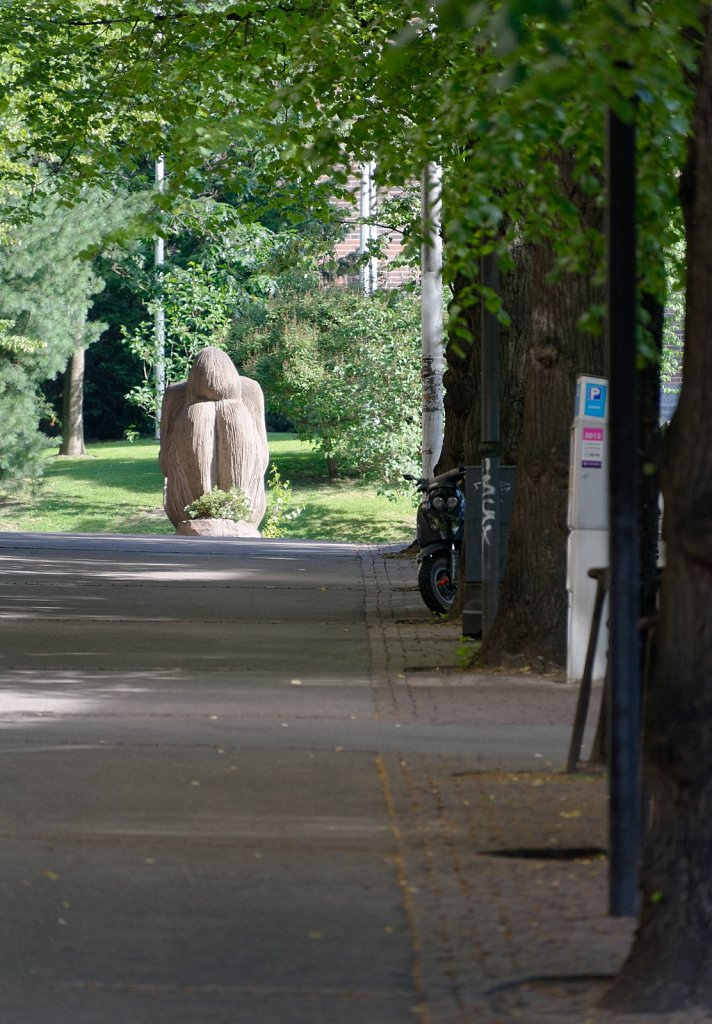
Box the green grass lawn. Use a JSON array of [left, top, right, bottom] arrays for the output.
[[0, 434, 417, 543]]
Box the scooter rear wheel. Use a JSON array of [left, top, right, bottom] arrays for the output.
[[418, 553, 457, 613]]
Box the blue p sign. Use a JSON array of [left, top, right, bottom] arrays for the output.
[[585, 383, 607, 417]]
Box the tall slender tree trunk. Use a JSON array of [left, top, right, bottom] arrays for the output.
[[59, 336, 86, 457], [421, 162, 444, 477], [480, 221, 603, 667], [602, 11, 712, 1012]]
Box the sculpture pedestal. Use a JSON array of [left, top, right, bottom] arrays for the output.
[[176, 519, 261, 538]]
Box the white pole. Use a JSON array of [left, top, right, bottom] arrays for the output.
[[154, 155, 166, 439], [368, 161, 378, 293], [421, 161, 444, 477], [359, 160, 378, 296]]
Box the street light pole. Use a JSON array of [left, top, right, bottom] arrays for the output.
[[606, 105, 642, 918]]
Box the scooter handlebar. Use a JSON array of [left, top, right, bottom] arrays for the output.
[[404, 466, 465, 491]]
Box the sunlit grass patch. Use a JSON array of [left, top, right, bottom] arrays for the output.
[[0, 434, 416, 543]]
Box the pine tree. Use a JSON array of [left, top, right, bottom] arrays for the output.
[[0, 189, 134, 488]]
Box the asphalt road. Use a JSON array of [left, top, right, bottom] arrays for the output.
[[0, 533, 418, 1024]]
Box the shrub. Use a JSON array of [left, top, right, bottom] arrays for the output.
[[261, 463, 303, 537], [184, 487, 252, 522], [236, 288, 421, 486]]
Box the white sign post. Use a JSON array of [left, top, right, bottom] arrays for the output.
[[566, 375, 609, 682]]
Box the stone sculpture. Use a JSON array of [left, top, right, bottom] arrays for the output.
[[158, 347, 269, 535]]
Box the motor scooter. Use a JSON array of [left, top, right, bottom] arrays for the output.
[[405, 466, 465, 613]]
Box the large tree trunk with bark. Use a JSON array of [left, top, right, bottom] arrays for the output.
[[435, 271, 480, 474], [498, 240, 531, 467], [602, 12, 712, 1013], [480, 206, 604, 668], [59, 339, 86, 457]]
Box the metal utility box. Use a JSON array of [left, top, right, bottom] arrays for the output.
[[462, 466, 516, 637]]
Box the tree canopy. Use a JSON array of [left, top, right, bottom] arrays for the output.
[[0, 1, 695, 306]]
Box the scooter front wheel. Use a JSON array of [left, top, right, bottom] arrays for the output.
[[418, 552, 457, 613]]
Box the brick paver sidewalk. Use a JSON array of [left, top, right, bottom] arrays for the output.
[[361, 545, 703, 1024]]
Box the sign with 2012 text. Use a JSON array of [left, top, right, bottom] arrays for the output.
[[582, 427, 604, 468]]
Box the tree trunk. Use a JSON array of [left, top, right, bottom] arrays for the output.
[[59, 339, 86, 457], [435, 270, 481, 474], [479, 224, 604, 668], [601, 12, 712, 1013], [639, 293, 664, 626], [421, 162, 444, 477], [498, 239, 530, 467]]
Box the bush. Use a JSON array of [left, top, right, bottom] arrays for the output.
[[184, 487, 253, 522], [122, 263, 237, 418], [237, 288, 421, 486], [261, 463, 303, 537]]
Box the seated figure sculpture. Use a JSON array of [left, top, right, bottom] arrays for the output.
[[159, 347, 269, 533]]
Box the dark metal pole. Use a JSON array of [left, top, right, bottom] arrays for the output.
[[481, 252, 501, 636], [606, 106, 642, 917]]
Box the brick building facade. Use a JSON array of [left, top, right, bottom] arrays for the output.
[[328, 168, 417, 291]]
